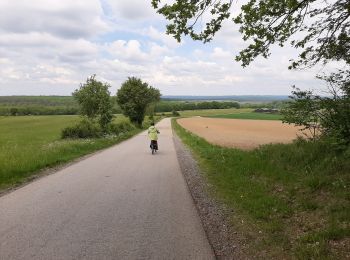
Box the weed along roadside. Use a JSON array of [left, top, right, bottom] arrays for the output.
[[0, 115, 162, 192], [172, 118, 350, 259]]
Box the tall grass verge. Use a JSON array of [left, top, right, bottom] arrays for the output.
[[173, 119, 349, 259]]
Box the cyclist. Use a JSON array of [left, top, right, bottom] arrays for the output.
[[148, 122, 160, 152]]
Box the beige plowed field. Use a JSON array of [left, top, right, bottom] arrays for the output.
[[177, 117, 303, 150]]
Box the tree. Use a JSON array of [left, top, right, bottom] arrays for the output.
[[73, 75, 113, 131], [281, 87, 322, 140], [116, 77, 161, 127], [152, 0, 350, 69], [282, 71, 350, 144]]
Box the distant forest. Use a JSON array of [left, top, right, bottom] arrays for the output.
[[0, 96, 287, 116], [162, 95, 289, 101]]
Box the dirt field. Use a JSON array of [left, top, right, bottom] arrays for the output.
[[177, 117, 303, 150]]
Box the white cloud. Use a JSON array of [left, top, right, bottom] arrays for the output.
[[0, 0, 324, 96], [0, 32, 99, 63], [143, 26, 181, 48], [107, 40, 148, 62], [211, 47, 232, 60], [149, 43, 172, 57], [0, 0, 109, 39], [105, 0, 156, 20]]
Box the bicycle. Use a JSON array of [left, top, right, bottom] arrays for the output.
[[150, 140, 158, 154]]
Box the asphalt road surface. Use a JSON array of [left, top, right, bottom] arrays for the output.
[[0, 118, 215, 260]]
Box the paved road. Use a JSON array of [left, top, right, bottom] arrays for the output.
[[0, 118, 214, 260]]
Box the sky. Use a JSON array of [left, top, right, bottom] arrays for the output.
[[0, 0, 331, 96]]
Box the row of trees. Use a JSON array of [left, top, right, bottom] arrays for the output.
[[0, 106, 79, 116], [0, 100, 241, 116], [74, 75, 160, 129], [154, 101, 240, 112]]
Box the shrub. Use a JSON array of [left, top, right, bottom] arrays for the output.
[[172, 110, 180, 116], [61, 119, 102, 139], [142, 119, 152, 129], [9, 108, 18, 116], [141, 115, 161, 128], [108, 121, 135, 135]]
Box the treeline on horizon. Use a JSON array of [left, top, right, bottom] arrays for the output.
[[0, 96, 285, 116], [162, 95, 289, 101]]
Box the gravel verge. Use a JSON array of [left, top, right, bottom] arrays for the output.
[[173, 134, 249, 259]]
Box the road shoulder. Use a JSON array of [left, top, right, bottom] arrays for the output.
[[173, 133, 248, 259]]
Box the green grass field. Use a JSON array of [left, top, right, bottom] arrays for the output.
[[209, 112, 283, 120], [0, 115, 140, 190], [179, 108, 253, 117], [173, 119, 350, 259]]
